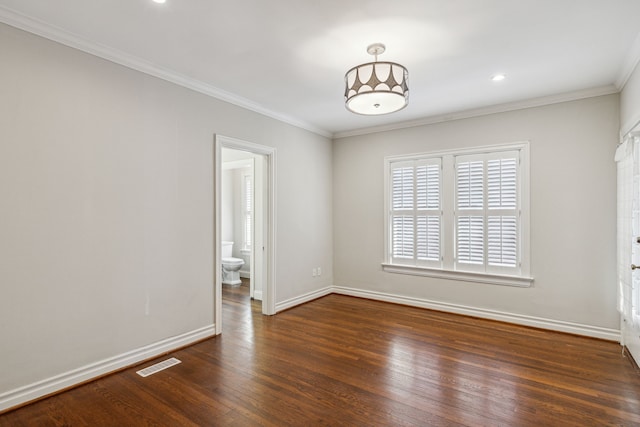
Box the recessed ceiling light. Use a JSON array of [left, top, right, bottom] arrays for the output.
[[492, 74, 506, 82], [152, 0, 166, 3]]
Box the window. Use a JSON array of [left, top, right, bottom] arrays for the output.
[[243, 174, 253, 250], [390, 158, 442, 268], [383, 143, 532, 287]]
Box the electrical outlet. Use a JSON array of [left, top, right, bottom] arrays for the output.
[[317, 267, 322, 276]]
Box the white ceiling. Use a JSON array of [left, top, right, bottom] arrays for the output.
[[1, 0, 640, 137]]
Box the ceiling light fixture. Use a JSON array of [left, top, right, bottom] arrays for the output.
[[152, 0, 166, 3], [492, 74, 506, 82], [344, 43, 409, 115]]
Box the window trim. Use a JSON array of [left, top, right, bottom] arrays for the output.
[[381, 262, 533, 287], [383, 141, 533, 287]]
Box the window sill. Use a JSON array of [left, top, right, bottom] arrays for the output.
[[381, 263, 533, 288]]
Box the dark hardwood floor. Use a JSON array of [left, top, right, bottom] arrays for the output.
[[2, 279, 640, 426]]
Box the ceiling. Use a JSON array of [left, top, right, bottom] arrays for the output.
[[1, 0, 640, 138]]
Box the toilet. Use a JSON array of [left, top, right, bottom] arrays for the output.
[[221, 241, 245, 286]]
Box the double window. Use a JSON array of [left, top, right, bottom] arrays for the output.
[[384, 143, 532, 286]]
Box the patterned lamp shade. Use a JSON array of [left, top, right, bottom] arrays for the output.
[[344, 45, 409, 115]]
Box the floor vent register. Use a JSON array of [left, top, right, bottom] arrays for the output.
[[136, 357, 182, 377]]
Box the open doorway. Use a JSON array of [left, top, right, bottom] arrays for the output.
[[214, 135, 276, 335], [220, 151, 258, 300]]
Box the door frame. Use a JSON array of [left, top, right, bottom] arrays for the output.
[[214, 134, 277, 334]]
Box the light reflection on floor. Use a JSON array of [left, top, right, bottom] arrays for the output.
[[383, 329, 520, 424]]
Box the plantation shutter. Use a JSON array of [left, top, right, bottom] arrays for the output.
[[487, 155, 518, 270], [455, 151, 520, 274], [456, 159, 484, 268], [390, 159, 442, 267]]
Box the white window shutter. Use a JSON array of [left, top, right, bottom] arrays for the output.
[[416, 215, 440, 261], [488, 158, 517, 209], [487, 216, 517, 266], [457, 215, 484, 264], [455, 151, 520, 274], [385, 143, 529, 284], [392, 215, 414, 259], [390, 159, 442, 266], [416, 164, 440, 209], [487, 157, 518, 268], [457, 160, 484, 209], [456, 158, 485, 268], [392, 166, 414, 210], [416, 163, 441, 262]]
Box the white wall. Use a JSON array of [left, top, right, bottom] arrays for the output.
[[277, 131, 334, 300], [221, 169, 234, 241], [0, 22, 332, 401], [232, 167, 251, 276], [621, 61, 640, 136], [333, 94, 619, 333], [232, 167, 248, 256]]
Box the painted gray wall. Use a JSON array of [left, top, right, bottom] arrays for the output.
[[0, 23, 333, 393], [0, 15, 627, 405], [333, 94, 619, 330]]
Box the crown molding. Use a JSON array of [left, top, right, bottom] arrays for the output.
[[616, 31, 640, 90], [0, 6, 332, 139], [332, 85, 619, 139], [0, 5, 630, 142]]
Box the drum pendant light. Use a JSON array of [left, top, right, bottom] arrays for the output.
[[344, 43, 409, 115]]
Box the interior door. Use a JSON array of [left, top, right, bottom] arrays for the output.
[[619, 133, 640, 364], [627, 242, 640, 363]]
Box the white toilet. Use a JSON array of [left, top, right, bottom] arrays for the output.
[[221, 241, 245, 286]]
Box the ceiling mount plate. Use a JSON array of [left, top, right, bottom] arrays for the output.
[[366, 43, 386, 56]]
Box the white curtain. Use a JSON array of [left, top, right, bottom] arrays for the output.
[[616, 137, 639, 327]]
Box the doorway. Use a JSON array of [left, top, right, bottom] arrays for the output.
[[214, 135, 276, 335]]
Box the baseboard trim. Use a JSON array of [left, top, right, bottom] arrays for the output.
[[0, 324, 216, 413], [332, 286, 621, 341], [253, 290, 263, 301], [275, 286, 333, 313], [1, 286, 622, 412]]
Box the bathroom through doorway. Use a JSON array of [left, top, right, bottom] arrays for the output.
[[214, 135, 276, 335]]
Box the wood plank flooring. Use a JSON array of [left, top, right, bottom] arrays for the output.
[[1, 280, 640, 426]]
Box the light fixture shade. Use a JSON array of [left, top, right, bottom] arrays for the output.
[[344, 61, 409, 115]]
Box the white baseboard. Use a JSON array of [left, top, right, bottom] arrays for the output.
[[1, 286, 622, 413], [240, 271, 250, 278], [332, 286, 621, 341], [0, 324, 216, 413], [253, 290, 263, 301], [275, 286, 333, 313]]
